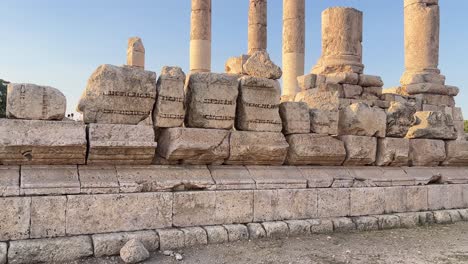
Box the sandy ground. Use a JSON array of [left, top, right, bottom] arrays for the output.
[[72, 222, 468, 264]]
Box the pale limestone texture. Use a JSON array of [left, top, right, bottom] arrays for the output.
[[359, 75, 384, 87], [208, 166, 255, 190], [338, 103, 386, 138], [120, 239, 150, 264], [409, 139, 446, 166], [203, 226, 228, 244], [297, 74, 316, 91], [243, 51, 282, 80], [0, 166, 19, 197], [30, 196, 66, 238], [285, 134, 346, 166], [92, 231, 159, 257], [224, 224, 249, 242], [7, 83, 66, 120], [0, 119, 86, 165], [375, 138, 410, 166], [87, 124, 157, 165], [404, 83, 448, 95], [386, 101, 417, 137], [326, 72, 359, 85], [157, 127, 229, 165], [79, 166, 119, 194], [190, 0, 211, 72], [225, 55, 249, 75], [185, 72, 239, 129], [247, 166, 306, 189], [127, 37, 145, 69], [248, 0, 267, 54], [0, 197, 31, 241], [157, 229, 185, 250], [153, 66, 186, 128], [0, 243, 5, 264], [77, 64, 157, 124], [350, 188, 385, 216], [236, 76, 282, 132], [226, 131, 288, 165], [340, 135, 377, 166], [279, 102, 310, 134], [401, 71, 445, 86], [181, 227, 208, 247], [443, 140, 468, 166], [20, 165, 80, 195], [317, 188, 350, 217], [406, 111, 457, 139]]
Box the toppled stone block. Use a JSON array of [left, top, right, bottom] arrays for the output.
[[226, 131, 288, 165], [406, 111, 457, 140], [338, 103, 386, 138], [7, 83, 66, 120], [225, 55, 249, 75], [92, 231, 159, 257], [409, 139, 446, 166], [157, 127, 229, 165], [386, 101, 417, 137], [243, 51, 282, 79], [443, 140, 468, 166], [152, 66, 186, 128], [285, 134, 346, 165], [77, 64, 157, 124], [340, 135, 377, 165], [359, 74, 384, 87], [127, 37, 145, 69], [400, 71, 445, 86], [185, 72, 239, 129], [87, 124, 156, 165], [0, 119, 86, 165], [120, 239, 150, 264], [236, 76, 282, 132], [279, 102, 310, 134], [375, 138, 410, 166], [297, 74, 316, 91]]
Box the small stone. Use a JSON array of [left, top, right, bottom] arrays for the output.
[[340, 135, 377, 166], [175, 253, 183, 261], [120, 239, 150, 264], [386, 101, 417, 138], [409, 139, 446, 166], [243, 51, 282, 79], [433, 211, 452, 224], [162, 250, 173, 256], [406, 111, 457, 140], [338, 103, 386, 138], [359, 74, 384, 87], [279, 102, 310, 135]]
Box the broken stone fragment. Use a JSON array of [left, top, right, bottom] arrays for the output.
[[386, 101, 417, 138], [127, 37, 145, 69], [7, 83, 66, 120], [279, 102, 310, 135], [405, 111, 457, 140], [297, 74, 316, 91], [225, 55, 249, 75], [285, 134, 346, 165], [309, 109, 338, 135], [340, 135, 377, 166], [120, 239, 150, 264], [243, 51, 282, 79], [400, 71, 445, 86], [325, 72, 359, 85], [77, 64, 157, 125], [359, 74, 384, 87], [375, 138, 409, 166], [342, 84, 363, 99], [409, 139, 446, 166], [338, 103, 386, 138]]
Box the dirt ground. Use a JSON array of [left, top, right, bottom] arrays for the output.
[[72, 222, 468, 264]]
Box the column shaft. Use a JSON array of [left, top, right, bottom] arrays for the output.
[[248, 0, 267, 55], [190, 0, 211, 72]]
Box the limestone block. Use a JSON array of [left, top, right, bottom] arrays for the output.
[[353, 216, 379, 231], [448, 210, 462, 222], [376, 138, 410, 166], [409, 139, 446, 166], [243, 51, 282, 79], [406, 186, 429, 211], [454, 120, 465, 140], [78, 166, 119, 194], [299, 167, 351, 188], [297, 74, 316, 91], [384, 187, 407, 214], [340, 135, 377, 166], [376, 215, 400, 230], [404, 165, 440, 185], [459, 209, 468, 221], [285, 220, 311, 236], [66, 193, 173, 235], [350, 188, 385, 216], [209, 166, 255, 190], [279, 102, 310, 134], [285, 134, 346, 166], [317, 188, 350, 217], [404, 83, 448, 95], [181, 227, 208, 247], [359, 75, 384, 87], [0, 197, 31, 240], [308, 219, 334, 233], [309, 109, 339, 135], [225, 55, 249, 75], [203, 226, 228, 244], [443, 141, 468, 166], [226, 131, 288, 165], [325, 72, 359, 85], [446, 85, 460, 96], [87, 124, 156, 165], [153, 66, 186, 128], [247, 166, 306, 189], [223, 224, 249, 242], [362, 87, 383, 98], [120, 239, 149, 264], [6, 83, 66, 120], [427, 185, 451, 210], [386, 101, 417, 137], [77, 64, 156, 124], [92, 231, 159, 257], [395, 213, 420, 228], [0, 166, 19, 196], [21, 165, 80, 195], [236, 76, 282, 132], [0, 243, 5, 264], [342, 84, 363, 99], [437, 167, 468, 184], [400, 72, 445, 86], [338, 103, 386, 138], [116, 165, 214, 192], [7, 236, 93, 264], [247, 223, 266, 239], [433, 211, 452, 224], [413, 94, 455, 107], [30, 196, 66, 239], [0, 119, 86, 165], [157, 229, 184, 250], [127, 37, 145, 69], [332, 217, 356, 232], [262, 221, 289, 238], [452, 107, 464, 121], [418, 212, 436, 225], [157, 127, 229, 165]]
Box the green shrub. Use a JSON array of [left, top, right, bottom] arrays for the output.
[[465, 120, 468, 133], [0, 79, 8, 118]]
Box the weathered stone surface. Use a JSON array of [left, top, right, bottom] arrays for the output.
[[78, 64, 156, 124], [406, 111, 457, 139], [225, 55, 249, 75], [285, 134, 346, 165], [209, 166, 255, 190], [375, 138, 410, 166], [332, 217, 356, 232], [297, 74, 316, 91], [340, 135, 377, 166], [185, 72, 239, 129], [127, 37, 145, 69], [203, 226, 228, 244], [443, 140, 468, 166], [30, 196, 66, 238], [383, 187, 407, 213], [248, 166, 306, 189], [7, 83, 66, 120], [433, 211, 452, 224], [404, 83, 449, 95], [157, 127, 229, 165], [279, 102, 310, 134], [338, 103, 386, 137], [0, 243, 5, 264], [247, 223, 266, 239], [396, 212, 420, 228], [325, 72, 359, 85], [87, 124, 156, 165], [153, 66, 186, 128], [299, 167, 351, 188], [79, 166, 119, 194], [428, 184, 463, 210], [386, 101, 417, 137], [0, 80, 6, 118], [0, 166, 19, 196], [93, 231, 159, 257], [237, 76, 282, 132], [350, 188, 385, 216], [0, 119, 86, 165], [359, 74, 384, 87], [308, 219, 334, 233], [227, 131, 288, 165], [0, 197, 30, 241], [120, 239, 149, 264], [446, 85, 460, 96], [409, 139, 446, 166], [414, 94, 455, 107], [400, 72, 445, 86], [317, 188, 350, 217], [8, 236, 93, 264], [285, 220, 311, 236], [406, 186, 429, 212], [66, 193, 172, 235], [243, 51, 282, 79], [157, 229, 184, 250], [262, 221, 289, 238], [21, 165, 80, 195], [223, 224, 249, 241], [342, 84, 362, 99], [353, 216, 379, 231], [377, 215, 400, 229], [181, 227, 208, 247]]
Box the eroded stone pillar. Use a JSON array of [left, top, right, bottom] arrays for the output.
[[190, 0, 211, 72], [282, 0, 305, 101], [248, 0, 267, 55], [127, 37, 145, 69], [312, 7, 364, 75]]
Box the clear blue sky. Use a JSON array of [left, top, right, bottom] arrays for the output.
[[1, 0, 467, 116]]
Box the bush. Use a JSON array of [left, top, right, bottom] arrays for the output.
[[0, 79, 8, 118], [465, 120, 468, 133]]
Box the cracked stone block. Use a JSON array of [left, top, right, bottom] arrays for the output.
[[285, 134, 346, 166], [92, 231, 159, 257], [308, 219, 334, 233], [262, 221, 289, 238], [157, 229, 185, 250], [78, 166, 119, 194], [203, 226, 228, 244], [409, 139, 446, 166], [208, 166, 255, 190], [447, 210, 462, 223], [338, 103, 386, 138], [181, 227, 208, 247], [384, 187, 407, 214], [377, 215, 400, 230], [375, 138, 410, 166], [443, 140, 468, 166], [223, 224, 249, 242], [352, 216, 379, 231], [279, 102, 310, 135], [247, 223, 266, 239], [340, 135, 377, 166], [395, 213, 420, 228], [247, 166, 306, 189], [285, 220, 311, 236], [332, 217, 356, 232]]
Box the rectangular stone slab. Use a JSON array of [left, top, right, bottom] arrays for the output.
[[285, 134, 346, 166], [0, 166, 19, 196], [21, 165, 80, 195]]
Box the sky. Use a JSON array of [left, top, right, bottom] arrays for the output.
[[0, 0, 467, 116]]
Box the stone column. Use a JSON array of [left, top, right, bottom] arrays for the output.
[[248, 0, 267, 55], [127, 37, 145, 69], [190, 0, 211, 72], [401, 0, 441, 84], [282, 0, 305, 101], [312, 7, 364, 75]]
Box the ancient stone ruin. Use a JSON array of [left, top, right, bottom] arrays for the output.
[[1, 0, 468, 263]]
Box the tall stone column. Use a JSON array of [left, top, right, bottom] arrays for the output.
[[282, 0, 305, 101], [248, 0, 267, 55], [312, 7, 364, 75], [190, 0, 211, 72]]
